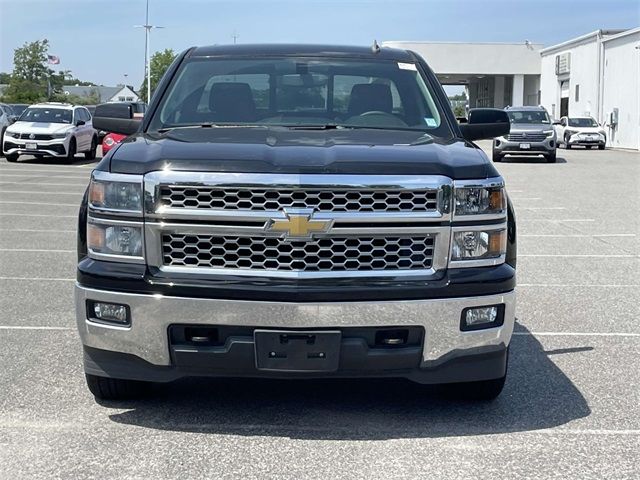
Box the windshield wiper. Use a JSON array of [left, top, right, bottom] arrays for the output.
[[284, 124, 347, 130], [156, 123, 264, 133]]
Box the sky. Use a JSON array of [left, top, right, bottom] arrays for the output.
[[1, 0, 639, 91]]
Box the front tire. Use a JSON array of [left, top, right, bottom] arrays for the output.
[[5, 152, 19, 162], [492, 150, 503, 162], [586, 145, 592, 150], [85, 136, 97, 160], [545, 151, 557, 163], [0, 127, 5, 157], [65, 137, 77, 164], [598, 144, 605, 150], [564, 134, 572, 149], [85, 374, 151, 400]]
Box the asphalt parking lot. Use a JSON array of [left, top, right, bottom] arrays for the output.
[[0, 144, 639, 479]]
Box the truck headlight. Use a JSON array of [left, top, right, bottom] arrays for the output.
[[87, 219, 144, 261], [51, 131, 71, 139], [89, 171, 143, 214], [543, 129, 554, 137], [451, 228, 506, 267], [453, 181, 506, 218]]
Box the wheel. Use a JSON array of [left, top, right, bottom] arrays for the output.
[[586, 145, 592, 150], [85, 374, 151, 400], [492, 150, 503, 162], [65, 137, 76, 163], [443, 374, 507, 401], [545, 151, 557, 163], [564, 134, 572, 149], [0, 127, 5, 157], [85, 136, 97, 160], [5, 152, 19, 162], [598, 144, 605, 150]]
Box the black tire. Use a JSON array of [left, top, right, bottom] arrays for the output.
[[564, 134, 572, 149], [85, 136, 97, 160], [65, 137, 76, 164], [85, 374, 150, 400], [492, 150, 503, 162], [545, 151, 557, 163], [0, 127, 5, 157], [443, 374, 507, 401], [5, 152, 19, 162], [598, 144, 605, 150], [586, 145, 592, 150]]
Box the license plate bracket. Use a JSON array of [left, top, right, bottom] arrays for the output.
[[519, 143, 531, 149], [254, 330, 341, 372], [25, 142, 37, 150]]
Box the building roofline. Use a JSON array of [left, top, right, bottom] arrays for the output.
[[540, 29, 628, 54], [383, 40, 544, 47], [601, 26, 640, 43]]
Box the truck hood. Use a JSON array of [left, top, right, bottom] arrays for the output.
[[106, 127, 496, 179]]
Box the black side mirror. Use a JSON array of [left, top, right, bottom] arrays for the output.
[[76, 120, 86, 126], [9, 115, 18, 124], [552, 120, 562, 125], [459, 108, 510, 141], [93, 103, 142, 135]]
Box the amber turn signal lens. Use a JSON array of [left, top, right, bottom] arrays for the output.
[[88, 181, 105, 206], [489, 189, 506, 211], [87, 223, 105, 249], [489, 229, 507, 254]]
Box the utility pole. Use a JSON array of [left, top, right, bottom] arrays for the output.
[[232, 30, 239, 44], [135, 0, 164, 103]]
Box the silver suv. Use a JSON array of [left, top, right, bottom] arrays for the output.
[[492, 106, 557, 163]]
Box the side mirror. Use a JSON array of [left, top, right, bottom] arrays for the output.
[[76, 120, 86, 126], [9, 115, 18, 124], [459, 108, 510, 141], [93, 103, 142, 136], [552, 120, 562, 125]]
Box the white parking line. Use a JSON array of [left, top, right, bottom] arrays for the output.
[[521, 234, 636, 238], [519, 283, 639, 287], [513, 332, 640, 337], [519, 207, 567, 210], [510, 197, 541, 201], [1, 229, 76, 233], [520, 254, 639, 258], [0, 276, 74, 282], [521, 218, 595, 222], [0, 326, 74, 331], [0, 213, 76, 218], [0, 201, 79, 207], [0, 182, 88, 186], [0, 190, 84, 196], [0, 174, 89, 179], [0, 248, 75, 253]]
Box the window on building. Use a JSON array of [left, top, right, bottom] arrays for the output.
[[118, 96, 126, 101], [575, 84, 580, 102], [125, 97, 134, 101]]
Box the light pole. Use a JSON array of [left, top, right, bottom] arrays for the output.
[[135, 0, 164, 103]]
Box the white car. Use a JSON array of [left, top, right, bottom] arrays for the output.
[[555, 116, 606, 150], [2, 103, 98, 163]]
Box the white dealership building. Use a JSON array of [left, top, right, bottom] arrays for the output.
[[385, 27, 640, 150]]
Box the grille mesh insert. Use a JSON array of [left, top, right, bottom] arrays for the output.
[[162, 234, 435, 272], [159, 186, 438, 213]]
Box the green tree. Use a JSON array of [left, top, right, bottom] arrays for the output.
[[139, 49, 176, 102], [2, 40, 52, 103], [0, 72, 11, 84]]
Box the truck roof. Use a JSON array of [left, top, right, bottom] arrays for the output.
[[189, 43, 416, 62]]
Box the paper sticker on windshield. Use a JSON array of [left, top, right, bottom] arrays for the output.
[[397, 62, 417, 71], [424, 118, 437, 127]]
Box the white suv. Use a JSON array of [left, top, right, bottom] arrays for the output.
[[2, 103, 98, 163]]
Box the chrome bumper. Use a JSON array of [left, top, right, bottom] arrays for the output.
[[75, 284, 516, 367]]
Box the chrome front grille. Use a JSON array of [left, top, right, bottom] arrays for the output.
[[159, 186, 438, 213], [507, 132, 547, 142], [162, 234, 434, 272], [144, 172, 453, 278]]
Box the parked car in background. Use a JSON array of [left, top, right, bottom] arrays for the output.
[[0, 103, 16, 156], [555, 116, 606, 149], [2, 103, 98, 163], [101, 132, 126, 155], [492, 106, 557, 163], [9, 104, 29, 117]]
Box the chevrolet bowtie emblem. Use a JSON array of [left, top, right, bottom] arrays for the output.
[[269, 212, 331, 238]]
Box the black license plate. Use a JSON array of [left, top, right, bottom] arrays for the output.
[[254, 330, 341, 372]]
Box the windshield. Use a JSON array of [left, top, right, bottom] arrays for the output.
[[149, 56, 450, 137], [568, 117, 598, 127], [19, 107, 72, 124], [506, 110, 550, 124]]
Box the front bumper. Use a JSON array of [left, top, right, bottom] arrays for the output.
[[567, 133, 605, 146], [494, 137, 555, 155], [75, 284, 516, 384], [2, 138, 67, 157]]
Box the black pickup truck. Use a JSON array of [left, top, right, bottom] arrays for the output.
[[77, 44, 515, 401]]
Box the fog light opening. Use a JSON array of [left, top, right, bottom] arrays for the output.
[[460, 305, 504, 331], [88, 301, 130, 326]]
